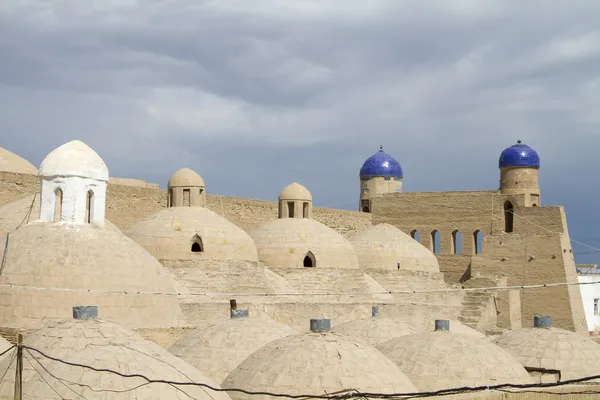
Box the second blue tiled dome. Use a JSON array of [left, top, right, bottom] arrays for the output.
[[360, 146, 403, 178], [498, 140, 540, 169]]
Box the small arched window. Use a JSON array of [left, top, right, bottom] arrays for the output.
[[362, 206, 370, 212], [451, 230, 463, 254], [504, 201, 514, 233], [431, 230, 440, 254], [85, 190, 94, 223], [191, 235, 204, 253], [303, 251, 315, 267], [473, 230, 484, 254], [54, 188, 63, 222], [410, 230, 421, 243]]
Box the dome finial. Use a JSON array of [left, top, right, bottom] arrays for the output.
[[379, 145, 383, 152], [517, 139, 522, 144]]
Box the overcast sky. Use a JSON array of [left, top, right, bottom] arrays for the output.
[[1, 1, 599, 264]]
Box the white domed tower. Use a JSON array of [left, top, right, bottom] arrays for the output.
[[498, 140, 541, 207], [359, 146, 403, 213], [38, 140, 109, 224], [168, 167, 206, 207], [278, 182, 312, 219]]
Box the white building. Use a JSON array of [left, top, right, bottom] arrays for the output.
[[577, 265, 600, 333]]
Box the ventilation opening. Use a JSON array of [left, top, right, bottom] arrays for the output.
[[85, 190, 94, 223], [191, 235, 204, 252], [288, 201, 295, 218], [431, 230, 440, 254], [54, 188, 63, 222], [183, 189, 191, 207], [451, 230, 462, 254], [362, 206, 370, 212], [303, 252, 315, 267], [410, 230, 421, 243], [504, 201, 514, 233], [473, 230, 484, 254], [303, 202, 309, 218]]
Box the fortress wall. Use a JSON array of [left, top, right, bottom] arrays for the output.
[[0, 172, 371, 238], [512, 205, 566, 235]]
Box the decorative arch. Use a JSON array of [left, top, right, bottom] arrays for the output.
[[85, 190, 94, 223], [54, 187, 63, 222], [303, 251, 316, 268], [410, 229, 421, 243], [451, 230, 463, 254], [430, 230, 440, 254], [473, 230, 484, 254], [504, 201, 514, 233], [191, 234, 204, 253]]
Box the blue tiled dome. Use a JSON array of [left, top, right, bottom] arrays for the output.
[[498, 140, 540, 169], [360, 146, 403, 178]]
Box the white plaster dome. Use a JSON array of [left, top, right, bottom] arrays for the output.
[[222, 328, 417, 399], [39, 140, 109, 181], [350, 223, 440, 272], [331, 316, 418, 346], [127, 207, 258, 262], [250, 218, 359, 269], [279, 182, 312, 201], [169, 316, 297, 383], [168, 167, 205, 187], [0, 318, 232, 399], [0, 222, 184, 330], [0, 146, 37, 175], [376, 330, 533, 391], [492, 325, 600, 380]]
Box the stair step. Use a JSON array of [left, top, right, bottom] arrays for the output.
[[462, 299, 487, 305], [460, 310, 482, 318], [457, 316, 479, 323]]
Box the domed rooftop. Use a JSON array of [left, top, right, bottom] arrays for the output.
[[492, 317, 600, 380], [127, 207, 258, 262], [279, 182, 312, 201], [359, 146, 403, 178], [168, 167, 205, 187], [376, 322, 532, 391], [0, 222, 184, 330], [0, 317, 232, 399], [498, 140, 540, 169], [350, 223, 440, 272], [0, 146, 37, 175], [331, 311, 418, 346], [169, 314, 297, 383], [222, 320, 417, 399], [250, 218, 359, 269], [0, 194, 120, 237], [39, 140, 109, 181]]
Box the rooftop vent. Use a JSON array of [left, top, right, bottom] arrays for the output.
[[434, 319, 450, 332], [229, 299, 249, 319], [73, 306, 98, 320], [310, 318, 331, 332], [372, 306, 379, 317], [534, 315, 552, 329]]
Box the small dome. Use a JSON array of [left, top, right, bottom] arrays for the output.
[[359, 146, 403, 178], [350, 223, 440, 272], [0, 146, 37, 175], [279, 182, 312, 201], [250, 218, 359, 269], [492, 326, 600, 380], [0, 318, 232, 399], [331, 317, 418, 346], [499, 140, 540, 168], [127, 207, 258, 262], [222, 329, 417, 399], [170, 317, 297, 383], [39, 140, 109, 181], [168, 167, 205, 188], [377, 330, 532, 391], [0, 222, 184, 330]]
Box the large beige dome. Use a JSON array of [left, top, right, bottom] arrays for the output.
[[222, 327, 417, 399], [39, 140, 109, 181], [169, 316, 297, 383], [331, 316, 418, 346], [250, 218, 359, 269], [0, 222, 184, 329], [376, 329, 533, 391], [127, 207, 258, 262], [279, 182, 312, 201], [0, 318, 232, 399], [350, 223, 440, 272], [0, 194, 120, 237], [168, 167, 205, 187], [492, 325, 600, 381], [0, 146, 37, 174]]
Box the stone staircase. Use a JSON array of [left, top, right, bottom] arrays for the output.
[[457, 291, 490, 330]]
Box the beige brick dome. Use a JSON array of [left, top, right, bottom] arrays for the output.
[[376, 329, 533, 391], [331, 316, 418, 346], [492, 325, 600, 380], [0, 222, 184, 330], [350, 223, 440, 272], [279, 182, 312, 201], [0, 318, 232, 399], [126, 207, 258, 262], [250, 218, 359, 269], [222, 328, 417, 399], [169, 315, 297, 383], [0, 194, 120, 237], [168, 167, 205, 187], [39, 140, 109, 181], [0, 146, 37, 175]]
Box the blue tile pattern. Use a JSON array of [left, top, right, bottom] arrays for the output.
[[498, 140, 540, 168], [359, 146, 403, 178]]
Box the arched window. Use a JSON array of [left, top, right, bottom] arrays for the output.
[[288, 202, 295, 218], [303, 202, 309, 218], [85, 190, 94, 223], [452, 230, 463, 254], [504, 201, 514, 233], [54, 188, 63, 222], [431, 230, 440, 254], [183, 189, 191, 207], [410, 230, 421, 243], [362, 206, 370, 212], [473, 230, 484, 254], [303, 251, 315, 267], [191, 235, 204, 252], [168, 189, 173, 207]]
